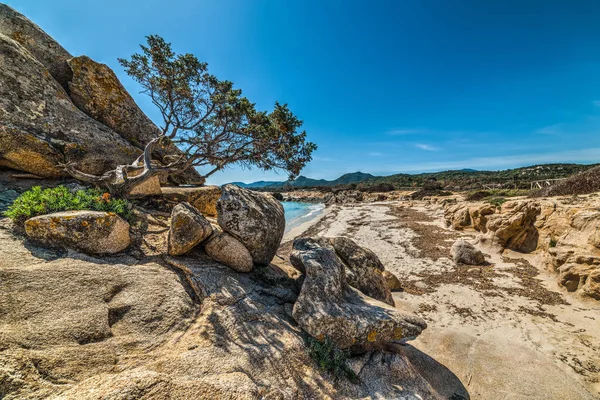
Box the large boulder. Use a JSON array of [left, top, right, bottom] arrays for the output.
[[450, 240, 486, 265], [0, 4, 72, 89], [290, 238, 427, 350], [290, 236, 395, 305], [0, 33, 140, 178], [217, 184, 284, 265], [25, 211, 131, 254], [161, 186, 221, 217], [329, 236, 395, 305], [168, 202, 213, 256], [486, 200, 541, 252], [204, 232, 254, 272]]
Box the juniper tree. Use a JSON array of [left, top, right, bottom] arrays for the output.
[[64, 35, 316, 197]]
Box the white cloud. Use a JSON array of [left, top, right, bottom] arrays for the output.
[[415, 143, 440, 151], [535, 124, 563, 135], [385, 147, 600, 173], [387, 129, 422, 136]]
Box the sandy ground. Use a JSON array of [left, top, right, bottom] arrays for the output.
[[286, 201, 600, 400]]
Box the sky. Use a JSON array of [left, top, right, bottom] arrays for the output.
[[7, 0, 600, 184]]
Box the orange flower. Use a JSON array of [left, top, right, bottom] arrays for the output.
[[101, 192, 111, 202]]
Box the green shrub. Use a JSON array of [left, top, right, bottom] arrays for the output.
[[488, 197, 506, 208], [306, 336, 358, 383], [549, 238, 557, 248], [4, 186, 132, 223]]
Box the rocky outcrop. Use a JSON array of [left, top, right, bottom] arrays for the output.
[[204, 232, 254, 272], [487, 200, 541, 252], [168, 202, 213, 256], [329, 236, 395, 305], [24, 211, 130, 254], [0, 32, 140, 177], [290, 236, 395, 305], [0, 4, 72, 89], [291, 238, 427, 350], [0, 5, 201, 183], [161, 186, 221, 217], [217, 184, 285, 265], [450, 239, 486, 265]]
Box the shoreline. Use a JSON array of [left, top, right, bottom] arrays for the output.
[[282, 204, 330, 241], [282, 199, 600, 399]]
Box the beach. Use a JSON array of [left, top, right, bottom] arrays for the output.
[[279, 200, 600, 399]]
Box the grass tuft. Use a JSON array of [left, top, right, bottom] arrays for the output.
[[306, 336, 359, 383], [4, 186, 132, 224]]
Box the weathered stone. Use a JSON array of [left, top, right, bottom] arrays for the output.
[[25, 211, 130, 254], [382, 270, 403, 291], [0, 33, 141, 178], [217, 184, 284, 265], [204, 232, 254, 272], [0, 4, 72, 89], [128, 175, 162, 197], [329, 236, 394, 305], [486, 200, 541, 252], [291, 238, 427, 350], [168, 202, 213, 256], [161, 186, 221, 217], [582, 269, 600, 300], [450, 240, 486, 265], [0, 189, 18, 212]]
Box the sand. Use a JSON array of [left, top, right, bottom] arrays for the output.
[[287, 200, 600, 400]]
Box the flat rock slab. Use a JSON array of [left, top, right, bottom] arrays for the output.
[[161, 186, 221, 217], [25, 210, 130, 254]]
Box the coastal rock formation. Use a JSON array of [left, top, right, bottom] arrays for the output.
[[291, 238, 427, 350], [329, 236, 395, 305], [290, 236, 395, 305], [24, 210, 130, 254], [450, 239, 486, 265], [161, 186, 221, 217], [204, 232, 254, 272], [0, 5, 201, 183], [486, 200, 541, 252], [217, 184, 285, 265], [0, 33, 139, 177], [0, 3, 72, 89], [168, 202, 213, 256]]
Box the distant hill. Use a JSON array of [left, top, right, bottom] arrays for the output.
[[229, 164, 599, 190], [232, 172, 376, 189]]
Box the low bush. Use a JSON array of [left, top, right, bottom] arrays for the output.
[[4, 186, 132, 223], [306, 336, 358, 383], [488, 197, 506, 208]]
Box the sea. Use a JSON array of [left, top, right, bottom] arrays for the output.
[[282, 201, 325, 233]]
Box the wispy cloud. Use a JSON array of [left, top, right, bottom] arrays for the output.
[[368, 152, 384, 157], [535, 124, 563, 135], [385, 147, 600, 173], [415, 143, 440, 151], [387, 129, 422, 136], [313, 156, 337, 162]]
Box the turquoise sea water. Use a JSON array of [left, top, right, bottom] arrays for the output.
[[282, 201, 325, 233]]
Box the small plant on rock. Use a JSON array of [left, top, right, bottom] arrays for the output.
[[488, 197, 506, 208], [306, 336, 359, 383], [549, 238, 557, 248], [4, 186, 132, 224]]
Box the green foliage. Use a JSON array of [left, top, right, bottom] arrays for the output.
[[306, 336, 359, 383], [4, 186, 132, 223], [549, 238, 557, 248], [119, 35, 316, 180], [488, 197, 506, 208], [467, 189, 530, 201]]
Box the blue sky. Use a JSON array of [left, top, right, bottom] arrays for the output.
[[8, 0, 600, 184]]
